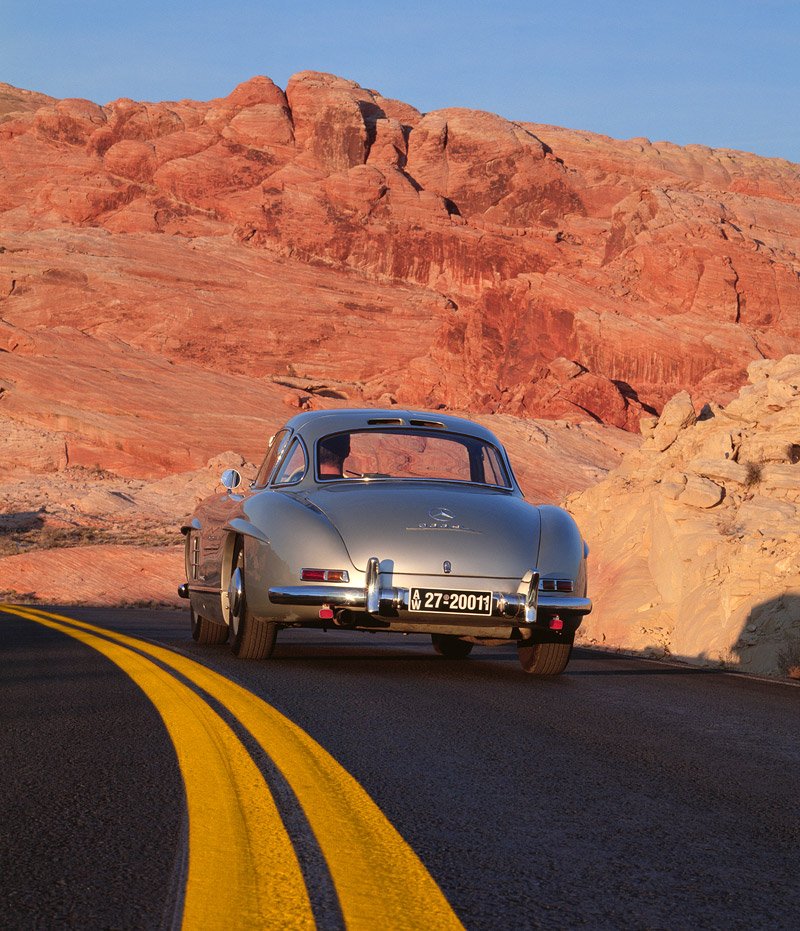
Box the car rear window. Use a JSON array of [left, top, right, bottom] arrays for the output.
[[316, 429, 511, 487]]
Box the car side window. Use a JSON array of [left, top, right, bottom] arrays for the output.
[[273, 440, 307, 486], [480, 446, 510, 487], [253, 429, 291, 488]]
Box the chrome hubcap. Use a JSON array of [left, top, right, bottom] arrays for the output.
[[229, 566, 244, 634]]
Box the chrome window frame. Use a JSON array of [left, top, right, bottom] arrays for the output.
[[252, 428, 293, 489], [271, 436, 310, 488]]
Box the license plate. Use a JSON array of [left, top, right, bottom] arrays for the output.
[[409, 588, 492, 616]]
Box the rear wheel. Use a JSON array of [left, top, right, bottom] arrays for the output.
[[191, 606, 229, 644], [431, 634, 474, 659], [229, 538, 277, 660], [518, 640, 572, 675]]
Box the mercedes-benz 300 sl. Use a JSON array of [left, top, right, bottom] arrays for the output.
[[179, 409, 591, 675]]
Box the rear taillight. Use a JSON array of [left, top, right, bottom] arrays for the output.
[[539, 579, 574, 593], [301, 569, 350, 583]]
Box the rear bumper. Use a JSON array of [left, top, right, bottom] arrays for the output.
[[268, 558, 591, 629], [268, 584, 590, 616]]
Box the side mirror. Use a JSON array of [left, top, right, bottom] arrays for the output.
[[220, 468, 241, 491]]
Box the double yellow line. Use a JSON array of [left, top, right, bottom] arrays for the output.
[[3, 605, 464, 930]]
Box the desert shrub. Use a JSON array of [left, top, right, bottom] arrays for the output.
[[743, 460, 763, 487], [0, 589, 38, 604], [777, 636, 800, 679]]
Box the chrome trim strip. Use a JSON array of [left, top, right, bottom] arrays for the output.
[[269, 585, 366, 606], [314, 476, 515, 491]]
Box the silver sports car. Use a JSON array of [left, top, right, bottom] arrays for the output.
[[179, 408, 591, 675]]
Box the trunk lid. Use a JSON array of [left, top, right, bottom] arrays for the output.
[[305, 482, 541, 578]]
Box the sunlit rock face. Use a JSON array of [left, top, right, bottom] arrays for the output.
[[2, 72, 800, 446], [567, 356, 800, 678]]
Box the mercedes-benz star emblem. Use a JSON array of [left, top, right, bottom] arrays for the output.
[[428, 507, 455, 521]]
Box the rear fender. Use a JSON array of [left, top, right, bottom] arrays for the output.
[[236, 493, 356, 618], [536, 505, 588, 598]]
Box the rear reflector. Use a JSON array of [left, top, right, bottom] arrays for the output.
[[549, 615, 564, 631], [301, 569, 350, 583], [319, 606, 334, 620]]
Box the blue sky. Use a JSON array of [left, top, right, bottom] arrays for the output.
[[3, 0, 799, 162]]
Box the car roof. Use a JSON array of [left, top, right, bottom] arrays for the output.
[[282, 408, 504, 446]]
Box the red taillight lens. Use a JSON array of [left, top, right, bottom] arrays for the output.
[[301, 569, 326, 582], [301, 569, 350, 583], [556, 580, 574, 592]]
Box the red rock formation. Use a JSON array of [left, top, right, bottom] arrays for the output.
[[1, 72, 799, 470]]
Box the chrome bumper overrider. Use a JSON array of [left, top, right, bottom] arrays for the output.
[[268, 557, 591, 624]]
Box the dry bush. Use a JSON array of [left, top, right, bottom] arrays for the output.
[[743, 460, 763, 487], [0, 589, 38, 604], [0, 522, 181, 556], [777, 637, 800, 679]]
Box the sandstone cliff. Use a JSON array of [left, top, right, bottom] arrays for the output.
[[568, 356, 800, 677], [2, 71, 799, 467]]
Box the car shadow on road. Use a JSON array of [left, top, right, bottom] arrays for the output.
[[227, 640, 724, 683]]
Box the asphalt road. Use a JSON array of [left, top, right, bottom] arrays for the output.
[[1, 604, 798, 930]]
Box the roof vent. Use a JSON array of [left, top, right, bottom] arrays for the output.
[[409, 419, 446, 429]]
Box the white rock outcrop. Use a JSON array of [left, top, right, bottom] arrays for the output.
[[567, 355, 800, 677]]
